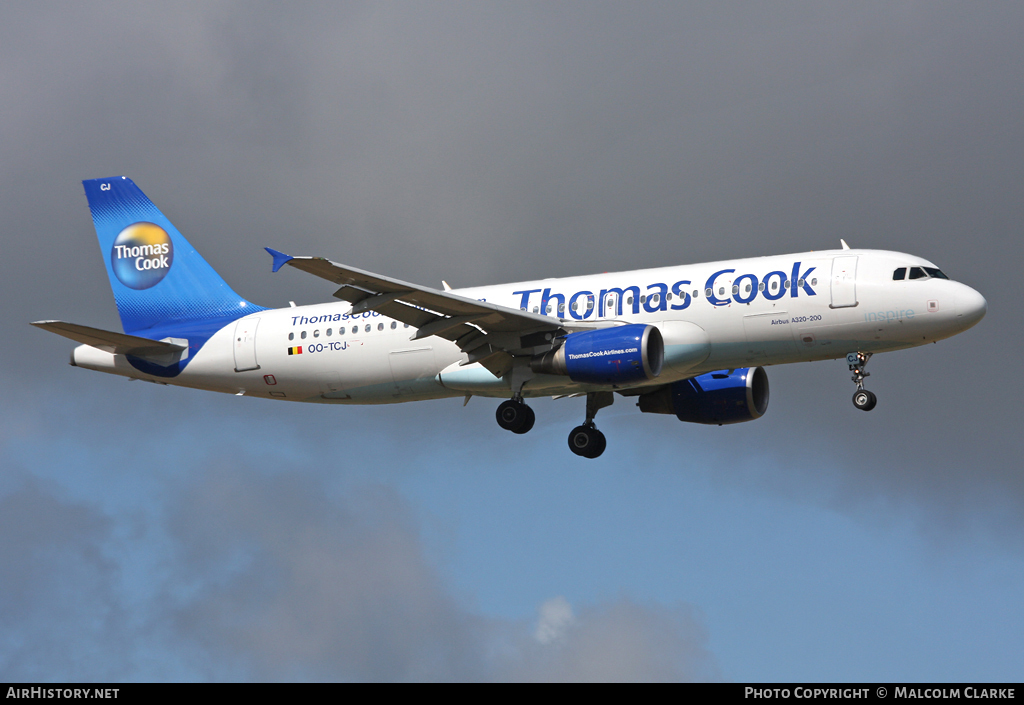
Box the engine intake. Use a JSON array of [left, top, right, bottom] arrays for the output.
[[531, 324, 663, 385]]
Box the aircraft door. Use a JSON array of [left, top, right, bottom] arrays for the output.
[[233, 317, 261, 372], [830, 256, 858, 308]]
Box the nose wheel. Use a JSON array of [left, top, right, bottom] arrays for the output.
[[852, 389, 877, 411], [847, 352, 877, 411], [496, 397, 535, 434]]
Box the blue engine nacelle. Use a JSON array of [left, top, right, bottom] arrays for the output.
[[637, 367, 769, 425], [531, 324, 664, 385]]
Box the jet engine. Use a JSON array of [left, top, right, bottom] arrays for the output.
[[531, 324, 663, 385], [637, 367, 769, 425]]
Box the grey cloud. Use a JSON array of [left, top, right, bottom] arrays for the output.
[[166, 465, 720, 681], [165, 465, 485, 681], [0, 461, 719, 681], [0, 480, 128, 681]]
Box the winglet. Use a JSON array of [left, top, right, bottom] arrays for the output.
[[265, 247, 294, 273], [840, 239, 851, 250]]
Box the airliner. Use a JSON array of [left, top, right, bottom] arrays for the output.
[[33, 177, 987, 458]]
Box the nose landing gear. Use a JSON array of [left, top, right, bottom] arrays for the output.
[[568, 391, 613, 459], [847, 352, 877, 411]]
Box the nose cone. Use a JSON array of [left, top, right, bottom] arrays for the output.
[[955, 285, 987, 330]]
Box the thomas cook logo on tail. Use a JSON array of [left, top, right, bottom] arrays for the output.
[[110, 222, 173, 290]]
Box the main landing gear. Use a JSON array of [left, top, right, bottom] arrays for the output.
[[496, 396, 535, 434], [494, 391, 612, 459], [847, 351, 877, 411], [568, 392, 613, 459]]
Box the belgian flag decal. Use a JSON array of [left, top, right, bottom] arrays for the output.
[[287, 346, 302, 355]]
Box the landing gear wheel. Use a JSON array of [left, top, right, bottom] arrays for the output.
[[568, 425, 607, 458], [852, 389, 877, 411], [512, 404, 535, 434], [496, 399, 534, 433]]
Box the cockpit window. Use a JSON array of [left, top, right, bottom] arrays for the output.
[[899, 265, 950, 281]]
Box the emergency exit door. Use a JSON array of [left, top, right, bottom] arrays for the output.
[[233, 317, 261, 372]]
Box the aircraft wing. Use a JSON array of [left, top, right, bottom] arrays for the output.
[[266, 248, 607, 377], [31, 320, 186, 358]]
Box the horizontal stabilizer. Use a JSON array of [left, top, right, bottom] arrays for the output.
[[31, 320, 187, 360]]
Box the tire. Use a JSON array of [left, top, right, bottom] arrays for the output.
[[496, 399, 529, 432], [512, 404, 535, 434], [852, 389, 877, 411], [568, 425, 606, 458]]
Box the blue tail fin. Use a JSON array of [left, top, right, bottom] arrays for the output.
[[82, 177, 264, 337]]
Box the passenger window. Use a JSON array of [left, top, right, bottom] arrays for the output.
[[705, 288, 712, 297], [666, 293, 673, 301], [909, 267, 926, 280], [587, 300, 594, 310], [364, 324, 371, 333], [533, 306, 539, 313], [326, 328, 332, 336], [301, 331, 307, 340], [798, 279, 804, 287], [391, 321, 397, 329], [653, 294, 659, 302], [378, 323, 384, 331], [731, 286, 738, 295], [693, 290, 698, 298], [339, 327, 345, 335], [313, 330, 319, 338], [719, 287, 725, 296], [770, 282, 777, 291], [893, 268, 906, 280], [758, 282, 765, 291], [811, 278, 817, 286], [558, 303, 565, 313], [745, 284, 752, 293], [288, 332, 294, 341]]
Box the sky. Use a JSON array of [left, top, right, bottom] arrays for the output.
[[2, 1, 1022, 682]]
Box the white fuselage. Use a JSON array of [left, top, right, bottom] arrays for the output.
[[71, 249, 987, 403]]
